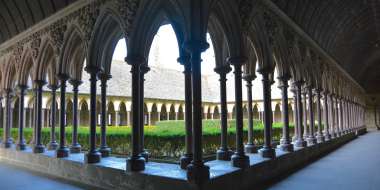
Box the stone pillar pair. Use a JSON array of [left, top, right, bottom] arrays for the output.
[[70, 79, 82, 153], [99, 73, 111, 157]]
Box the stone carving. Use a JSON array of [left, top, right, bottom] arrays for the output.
[[116, 0, 140, 36], [30, 35, 41, 60]]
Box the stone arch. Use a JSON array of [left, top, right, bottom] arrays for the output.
[[34, 38, 56, 82], [107, 101, 115, 126], [242, 104, 248, 119], [177, 105, 184, 120], [160, 103, 168, 120], [17, 48, 35, 86], [3, 57, 18, 90], [169, 104, 176, 120], [66, 99, 73, 126], [289, 103, 294, 124], [151, 103, 158, 125], [274, 103, 282, 123], [213, 106, 220, 120], [253, 104, 259, 120], [79, 99, 89, 127], [118, 102, 127, 126]]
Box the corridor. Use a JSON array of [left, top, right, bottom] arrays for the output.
[[268, 131, 380, 190]]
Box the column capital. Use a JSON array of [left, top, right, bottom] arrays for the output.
[[98, 72, 112, 81], [243, 74, 256, 82], [125, 54, 146, 66], [183, 40, 209, 53], [69, 79, 83, 87], [84, 66, 101, 75], [214, 65, 232, 75], [34, 80, 47, 87], [177, 55, 191, 66], [56, 73, 70, 81], [17, 84, 28, 91], [47, 84, 59, 91], [228, 56, 247, 66], [140, 64, 150, 74]]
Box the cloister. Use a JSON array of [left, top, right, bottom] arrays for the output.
[[0, 0, 378, 190]]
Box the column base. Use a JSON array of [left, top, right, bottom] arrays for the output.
[[294, 139, 307, 148], [33, 144, 45, 153], [186, 163, 210, 184], [99, 146, 111, 157], [140, 150, 149, 162], [126, 156, 145, 171], [316, 135, 325, 143], [48, 141, 59, 150], [306, 137, 317, 146], [231, 153, 250, 168], [85, 150, 101, 163], [258, 147, 276, 159], [70, 144, 82, 153], [180, 154, 193, 169], [216, 148, 233, 161], [1, 139, 12, 148], [277, 143, 294, 152], [244, 143, 258, 153], [56, 147, 70, 158], [16, 142, 26, 151], [324, 134, 331, 141]]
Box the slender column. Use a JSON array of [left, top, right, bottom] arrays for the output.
[[315, 89, 325, 143], [2, 89, 13, 148], [185, 40, 210, 181], [302, 88, 308, 140], [294, 81, 307, 147], [125, 56, 145, 171], [244, 75, 257, 153], [334, 96, 341, 137], [16, 85, 27, 150], [339, 98, 344, 135], [56, 75, 69, 158], [258, 70, 276, 158], [215, 66, 233, 161], [278, 75, 293, 152], [306, 86, 317, 145], [147, 112, 151, 126], [291, 85, 299, 142], [99, 73, 111, 157], [139, 64, 150, 161], [127, 111, 131, 126], [70, 79, 82, 153], [157, 112, 160, 122], [33, 80, 45, 153], [29, 108, 33, 129], [167, 112, 170, 120], [179, 55, 193, 169], [329, 94, 336, 138], [115, 111, 120, 126], [84, 68, 101, 163], [230, 57, 250, 167]]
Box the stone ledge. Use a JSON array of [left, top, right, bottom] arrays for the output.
[[0, 128, 365, 190]]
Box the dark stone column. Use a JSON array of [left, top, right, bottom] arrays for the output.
[[70, 79, 82, 153], [329, 94, 336, 138], [278, 75, 293, 152], [33, 80, 46, 153], [84, 68, 101, 163], [315, 89, 325, 143], [215, 66, 233, 161], [339, 98, 345, 135], [294, 81, 307, 147], [48, 85, 58, 150], [16, 85, 27, 150], [125, 56, 145, 171], [306, 86, 317, 145], [230, 57, 250, 167], [258, 70, 276, 158], [2, 89, 12, 148], [179, 55, 193, 168], [139, 64, 150, 161], [56, 75, 69, 158], [185, 41, 210, 182], [99, 73, 111, 157], [302, 88, 308, 140], [334, 96, 341, 137], [244, 75, 257, 153]]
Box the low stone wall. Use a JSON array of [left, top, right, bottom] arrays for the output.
[[0, 127, 366, 190]]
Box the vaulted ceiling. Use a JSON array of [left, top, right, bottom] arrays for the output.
[[272, 0, 380, 93], [0, 0, 77, 44]]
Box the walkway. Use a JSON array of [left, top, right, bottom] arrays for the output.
[[268, 131, 380, 190], [0, 162, 91, 190]]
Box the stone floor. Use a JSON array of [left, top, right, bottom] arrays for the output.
[[0, 162, 94, 190], [267, 130, 380, 190]]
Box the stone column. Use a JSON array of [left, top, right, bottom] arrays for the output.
[[258, 69, 276, 158], [185, 40, 209, 181], [179, 55, 193, 169], [84, 68, 101, 163], [139, 64, 150, 161], [48, 85, 58, 150], [278, 76, 293, 152], [16, 85, 27, 150], [157, 112, 160, 122], [127, 111, 131, 126], [334, 96, 341, 137], [33, 80, 45, 153], [1, 89, 12, 148], [294, 81, 307, 147], [307, 86, 317, 145], [99, 73, 112, 157], [290, 85, 299, 142], [167, 112, 170, 121], [125, 56, 145, 171], [339, 98, 344, 135], [215, 66, 233, 161], [70, 79, 82, 153], [230, 57, 250, 168], [244, 75, 257, 153], [329, 94, 336, 138], [115, 111, 120, 126], [56, 75, 69, 158], [315, 89, 325, 143], [302, 88, 308, 140]]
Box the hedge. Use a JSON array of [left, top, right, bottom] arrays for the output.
[[0, 119, 295, 159]]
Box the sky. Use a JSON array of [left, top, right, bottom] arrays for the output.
[[111, 24, 216, 75]]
